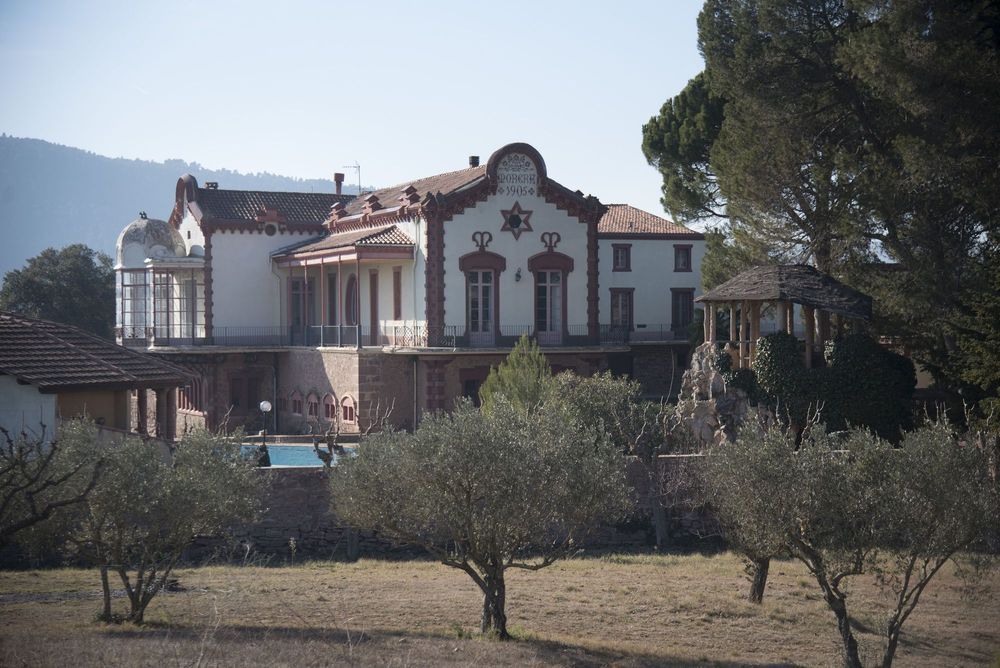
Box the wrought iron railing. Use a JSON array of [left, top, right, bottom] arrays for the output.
[[119, 323, 685, 349]]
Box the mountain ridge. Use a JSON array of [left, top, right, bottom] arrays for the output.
[[0, 134, 355, 277]]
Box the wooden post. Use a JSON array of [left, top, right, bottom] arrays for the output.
[[707, 303, 717, 343], [816, 309, 827, 364], [778, 301, 788, 334], [834, 313, 844, 338], [740, 300, 751, 368], [703, 304, 710, 342], [803, 306, 815, 368], [750, 301, 761, 364], [786, 302, 795, 336], [729, 301, 737, 346]]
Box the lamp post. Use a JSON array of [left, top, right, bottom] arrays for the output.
[[258, 400, 272, 467]]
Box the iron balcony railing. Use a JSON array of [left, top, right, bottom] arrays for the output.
[[118, 323, 686, 350]]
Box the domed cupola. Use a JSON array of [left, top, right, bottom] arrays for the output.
[[115, 214, 187, 269]]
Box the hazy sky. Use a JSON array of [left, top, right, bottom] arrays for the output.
[[0, 1, 704, 219]]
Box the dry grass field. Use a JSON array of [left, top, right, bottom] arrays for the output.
[[1, 552, 997, 667]]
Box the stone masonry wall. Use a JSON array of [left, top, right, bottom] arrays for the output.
[[194, 458, 718, 562]]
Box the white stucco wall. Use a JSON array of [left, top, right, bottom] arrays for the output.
[[598, 238, 705, 327], [442, 195, 589, 329], [0, 376, 57, 441], [179, 213, 206, 256], [211, 231, 322, 328]]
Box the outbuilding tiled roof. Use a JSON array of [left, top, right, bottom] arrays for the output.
[[274, 225, 414, 257], [195, 188, 354, 224], [598, 204, 704, 238], [0, 312, 191, 391]]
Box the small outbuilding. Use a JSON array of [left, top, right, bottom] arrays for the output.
[[696, 264, 873, 368], [0, 311, 191, 440]]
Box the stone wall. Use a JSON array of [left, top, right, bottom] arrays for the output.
[[631, 344, 688, 399], [197, 456, 718, 562]]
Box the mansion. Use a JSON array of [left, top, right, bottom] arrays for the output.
[[114, 142, 704, 436]]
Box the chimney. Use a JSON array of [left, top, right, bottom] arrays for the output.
[[334, 172, 345, 195], [469, 155, 480, 168]]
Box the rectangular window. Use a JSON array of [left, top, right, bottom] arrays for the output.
[[674, 245, 692, 272], [291, 277, 316, 327], [326, 271, 337, 325], [671, 289, 695, 334], [393, 267, 402, 320], [610, 288, 634, 330], [612, 244, 631, 272]]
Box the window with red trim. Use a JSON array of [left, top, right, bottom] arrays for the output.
[[306, 393, 319, 418], [341, 396, 356, 424], [290, 390, 303, 415], [674, 245, 692, 272], [612, 244, 631, 272], [323, 394, 337, 420]]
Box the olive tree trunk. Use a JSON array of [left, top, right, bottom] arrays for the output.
[[99, 565, 113, 621], [478, 570, 509, 640], [748, 557, 770, 604]]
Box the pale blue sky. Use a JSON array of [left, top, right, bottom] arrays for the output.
[[0, 0, 704, 219]]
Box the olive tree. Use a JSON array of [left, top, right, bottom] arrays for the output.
[[331, 399, 631, 639], [0, 421, 103, 550], [702, 419, 998, 667], [59, 428, 264, 623]]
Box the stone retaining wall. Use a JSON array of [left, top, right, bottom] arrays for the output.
[[195, 459, 718, 562]]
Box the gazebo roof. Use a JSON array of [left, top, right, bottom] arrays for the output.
[[696, 264, 873, 321]]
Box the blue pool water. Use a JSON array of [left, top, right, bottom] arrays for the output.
[[240, 444, 345, 467]]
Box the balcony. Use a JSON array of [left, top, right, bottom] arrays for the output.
[[118, 323, 688, 350]]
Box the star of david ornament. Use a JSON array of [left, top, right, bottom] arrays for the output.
[[500, 201, 533, 240]]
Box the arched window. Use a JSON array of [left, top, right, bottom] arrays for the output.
[[290, 390, 303, 415], [306, 392, 320, 418], [344, 274, 358, 326], [341, 396, 356, 424], [323, 393, 337, 420]]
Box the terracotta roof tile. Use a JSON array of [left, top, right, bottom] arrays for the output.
[[343, 166, 487, 215], [195, 188, 354, 225], [598, 204, 704, 238], [273, 225, 414, 256], [0, 312, 191, 390]]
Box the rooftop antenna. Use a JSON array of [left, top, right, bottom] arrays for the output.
[[342, 162, 361, 195]]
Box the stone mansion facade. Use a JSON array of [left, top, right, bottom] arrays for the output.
[[114, 142, 705, 435]]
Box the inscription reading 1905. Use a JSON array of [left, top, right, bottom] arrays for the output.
[[496, 153, 538, 197]]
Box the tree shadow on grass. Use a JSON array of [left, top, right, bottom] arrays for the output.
[[101, 623, 803, 667]]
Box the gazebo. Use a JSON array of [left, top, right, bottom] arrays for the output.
[[695, 264, 873, 369]]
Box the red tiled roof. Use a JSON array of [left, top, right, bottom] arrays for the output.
[[0, 312, 191, 391], [598, 204, 704, 238], [356, 226, 414, 246], [342, 166, 487, 215], [195, 188, 354, 225], [274, 225, 414, 257]]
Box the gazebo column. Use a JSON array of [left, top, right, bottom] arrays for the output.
[[703, 304, 710, 342], [707, 303, 717, 343], [803, 306, 816, 368], [816, 309, 827, 364], [817, 310, 831, 344], [834, 313, 844, 338], [786, 302, 795, 335], [740, 300, 751, 368], [750, 301, 761, 364], [778, 301, 788, 334], [136, 390, 148, 435], [729, 301, 737, 346]]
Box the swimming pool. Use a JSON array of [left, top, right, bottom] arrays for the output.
[[240, 444, 346, 467]]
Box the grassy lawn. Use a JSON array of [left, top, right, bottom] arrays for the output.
[[1, 552, 997, 666]]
